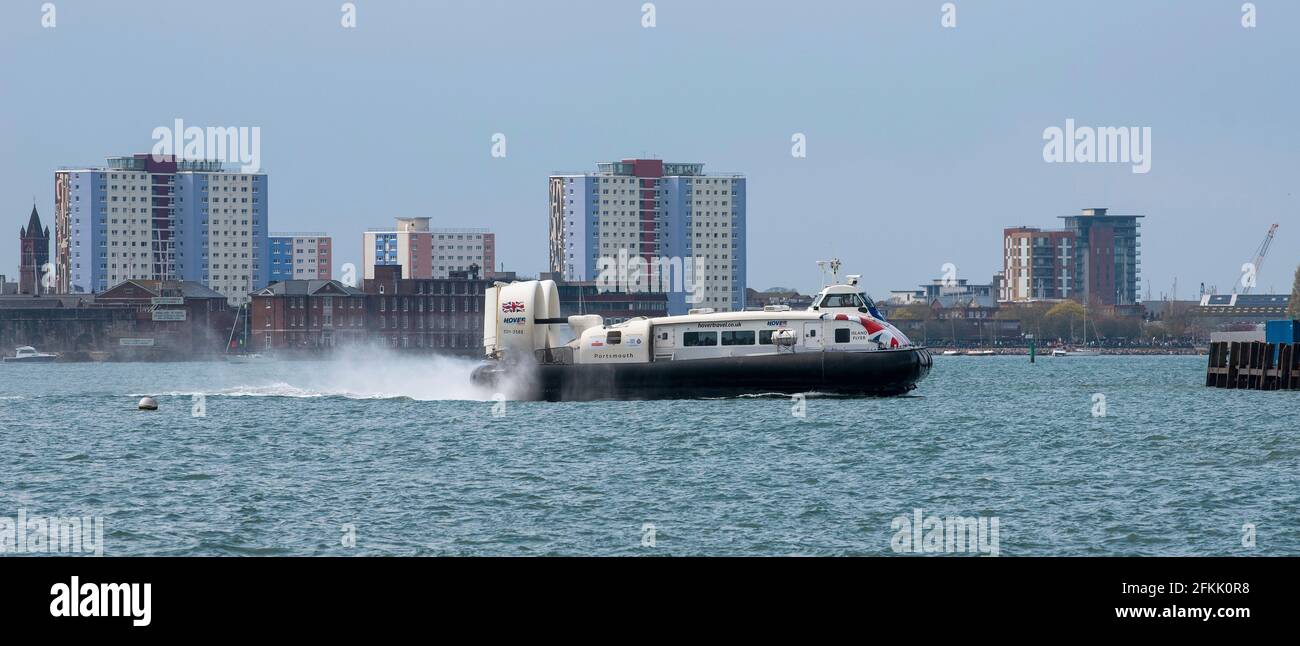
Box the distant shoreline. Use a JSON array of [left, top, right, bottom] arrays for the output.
[[929, 347, 1204, 356]]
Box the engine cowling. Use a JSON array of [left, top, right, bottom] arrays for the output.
[[483, 280, 562, 358]]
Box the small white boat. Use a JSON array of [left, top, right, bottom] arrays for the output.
[[940, 350, 960, 356], [1052, 348, 1100, 357], [225, 353, 268, 364], [1051, 305, 1103, 357], [964, 350, 995, 356], [3, 346, 59, 363]]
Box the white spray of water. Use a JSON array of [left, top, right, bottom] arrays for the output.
[[296, 348, 498, 400], [169, 348, 516, 401]]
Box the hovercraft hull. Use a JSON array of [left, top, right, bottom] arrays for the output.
[[474, 347, 932, 402]]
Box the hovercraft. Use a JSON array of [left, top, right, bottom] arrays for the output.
[[472, 273, 931, 401]]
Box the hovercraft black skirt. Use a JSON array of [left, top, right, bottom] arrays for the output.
[[472, 348, 932, 402]]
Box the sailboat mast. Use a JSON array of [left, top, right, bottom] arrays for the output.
[[226, 304, 240, 352]]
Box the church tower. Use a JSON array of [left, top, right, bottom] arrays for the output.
[[19, 204, 50, 295]]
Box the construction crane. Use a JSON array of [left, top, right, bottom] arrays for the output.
[[1238, 223, 1279, 295]]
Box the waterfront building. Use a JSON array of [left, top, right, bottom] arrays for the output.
[[549, 158, 746, 315], [55, 154, 269, 303], [0, 279, 233, 357], [250, 279, 366, 351], [360, 265, 488, 354], [930, 294, 1000, 321], [0, 276, 16, 295], [18, 205, 50, 295], [362, 217, 495, 281], [96, 279, 235, 352], [1058, 208, 1143, 306], [269, 233, 332, 282], [1001, 226, 1076, 302], [250, 264, 490, 354]]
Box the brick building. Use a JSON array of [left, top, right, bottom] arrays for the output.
[[248, 266, 490, 355], [361, 265, 488, 354], [249, 279, 367, 351]]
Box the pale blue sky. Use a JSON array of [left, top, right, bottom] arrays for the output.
[[2, 0, 1297, 298]]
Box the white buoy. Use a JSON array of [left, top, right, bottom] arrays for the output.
[[138, 396, 158, 411]]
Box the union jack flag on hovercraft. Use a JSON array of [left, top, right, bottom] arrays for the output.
[[826, 313, 912, 349], [502, 301, 525, 313]]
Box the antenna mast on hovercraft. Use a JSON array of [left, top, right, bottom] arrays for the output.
[[817, 258, 843, 287]]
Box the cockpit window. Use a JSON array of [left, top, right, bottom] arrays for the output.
[[818, 293, 864, 308]]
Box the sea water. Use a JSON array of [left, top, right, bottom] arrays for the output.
[[1, 354, 1296, 556]]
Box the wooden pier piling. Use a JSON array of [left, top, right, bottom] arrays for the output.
[[1206, 341, 1300, 390]]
